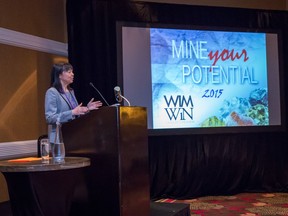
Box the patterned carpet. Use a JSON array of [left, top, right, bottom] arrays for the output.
[[156, 193, 288, 215]]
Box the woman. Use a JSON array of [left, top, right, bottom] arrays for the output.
[[45, 62, 102, 143]]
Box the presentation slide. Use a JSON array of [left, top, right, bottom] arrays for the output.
[[151, 28, 268, 129], [119, 24, 282, 134]]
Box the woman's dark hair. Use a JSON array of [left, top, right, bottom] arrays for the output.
[[50, 63, 73, 93]]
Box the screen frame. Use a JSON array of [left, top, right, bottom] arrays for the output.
[[116, 21, 286, 136]]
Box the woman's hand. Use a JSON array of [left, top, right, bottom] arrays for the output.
[[72, 103, 89, 116], [87, 98, 103, 111]]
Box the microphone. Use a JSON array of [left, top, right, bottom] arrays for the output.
[[89, 82, 110, 106], [114, 86, 122, 103], [113, 86, 131, 106]]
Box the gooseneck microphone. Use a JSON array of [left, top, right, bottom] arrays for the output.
[[114, 86, 131, 106], [89, 82, 110, 106]]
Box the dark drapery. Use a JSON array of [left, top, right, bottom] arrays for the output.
[[149, 133, 288, 199], [66, 0, 288, 199]]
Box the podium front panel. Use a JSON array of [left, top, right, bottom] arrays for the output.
[[62, 106, 149, 216]]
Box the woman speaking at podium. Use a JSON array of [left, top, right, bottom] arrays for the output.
[[45, 62, 102, 143]]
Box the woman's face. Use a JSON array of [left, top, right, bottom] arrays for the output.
[[59, 69, 74, 86]]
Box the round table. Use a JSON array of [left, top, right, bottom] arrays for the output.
[[0, 157, 90, 216]]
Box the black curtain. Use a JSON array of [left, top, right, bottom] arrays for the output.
[[66, 0, 288, 199]]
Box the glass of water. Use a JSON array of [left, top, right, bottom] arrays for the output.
[[41, 139, 50, 163]]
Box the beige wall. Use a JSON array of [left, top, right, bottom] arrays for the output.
[[0, 0, 67, 143], [0, 0, 67, 42], [0, 0, 67, 203], [0, 0, 67, 142], [0, 44, 68, 143]]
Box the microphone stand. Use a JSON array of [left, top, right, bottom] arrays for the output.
[[89, 82, 110, 106]]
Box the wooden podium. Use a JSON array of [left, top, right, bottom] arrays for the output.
[[62, 106, 150, 216]]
